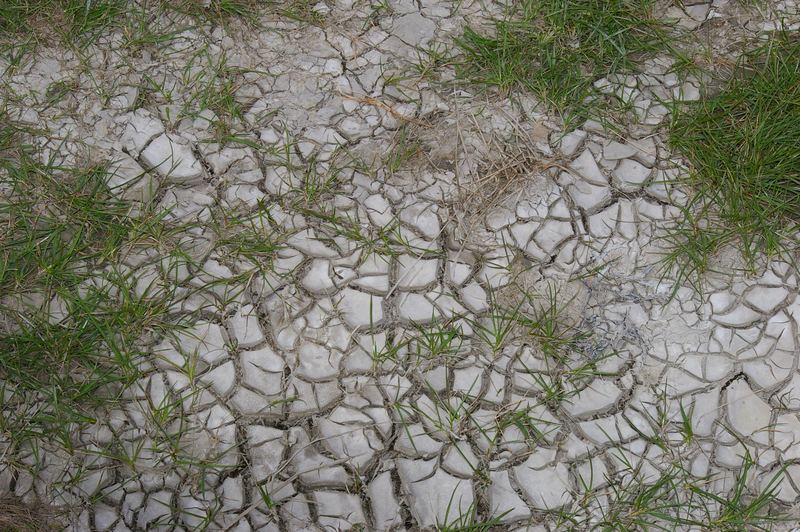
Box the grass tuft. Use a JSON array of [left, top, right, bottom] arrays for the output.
[[0, 0, 126, 39], [455, 0, 681, 124], [661, 33, 800, 289], [0, 0, 317, 57]]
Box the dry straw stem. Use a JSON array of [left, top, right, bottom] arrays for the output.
[[0, 497, 57, 531]]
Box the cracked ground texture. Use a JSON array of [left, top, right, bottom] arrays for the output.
[[3, 0, 800, 530]]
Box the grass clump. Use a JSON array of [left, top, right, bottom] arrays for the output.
[[0, 0, 322, 46], [0, 0, 278, 56], [662, 34, 800, 288], [0, 0, 126, 39], [455, 0, 679, 123]]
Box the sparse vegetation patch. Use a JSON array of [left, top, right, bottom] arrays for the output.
[[0, 121, 183, 451]]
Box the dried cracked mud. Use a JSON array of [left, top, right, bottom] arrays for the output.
[[3, 0, 800, 530]]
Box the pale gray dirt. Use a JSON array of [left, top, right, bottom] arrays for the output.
[[2, 0, 800, 530]]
